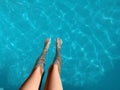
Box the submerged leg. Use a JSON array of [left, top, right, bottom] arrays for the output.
[[44, 38, 63, 90], [20, 38, 51, 90]]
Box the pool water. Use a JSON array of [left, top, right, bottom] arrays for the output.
[[0, 0, 120, 90]]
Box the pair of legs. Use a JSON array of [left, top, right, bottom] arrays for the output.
[[20, 38, 63, 90]]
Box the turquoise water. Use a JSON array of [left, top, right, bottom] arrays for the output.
[[0, 0, 120, 90]]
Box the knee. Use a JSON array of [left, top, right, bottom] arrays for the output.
[[48, 64, 58, 73]]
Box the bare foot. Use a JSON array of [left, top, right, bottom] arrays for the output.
[[57, 38, 63, 49], [44, 38, 51, 52]]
